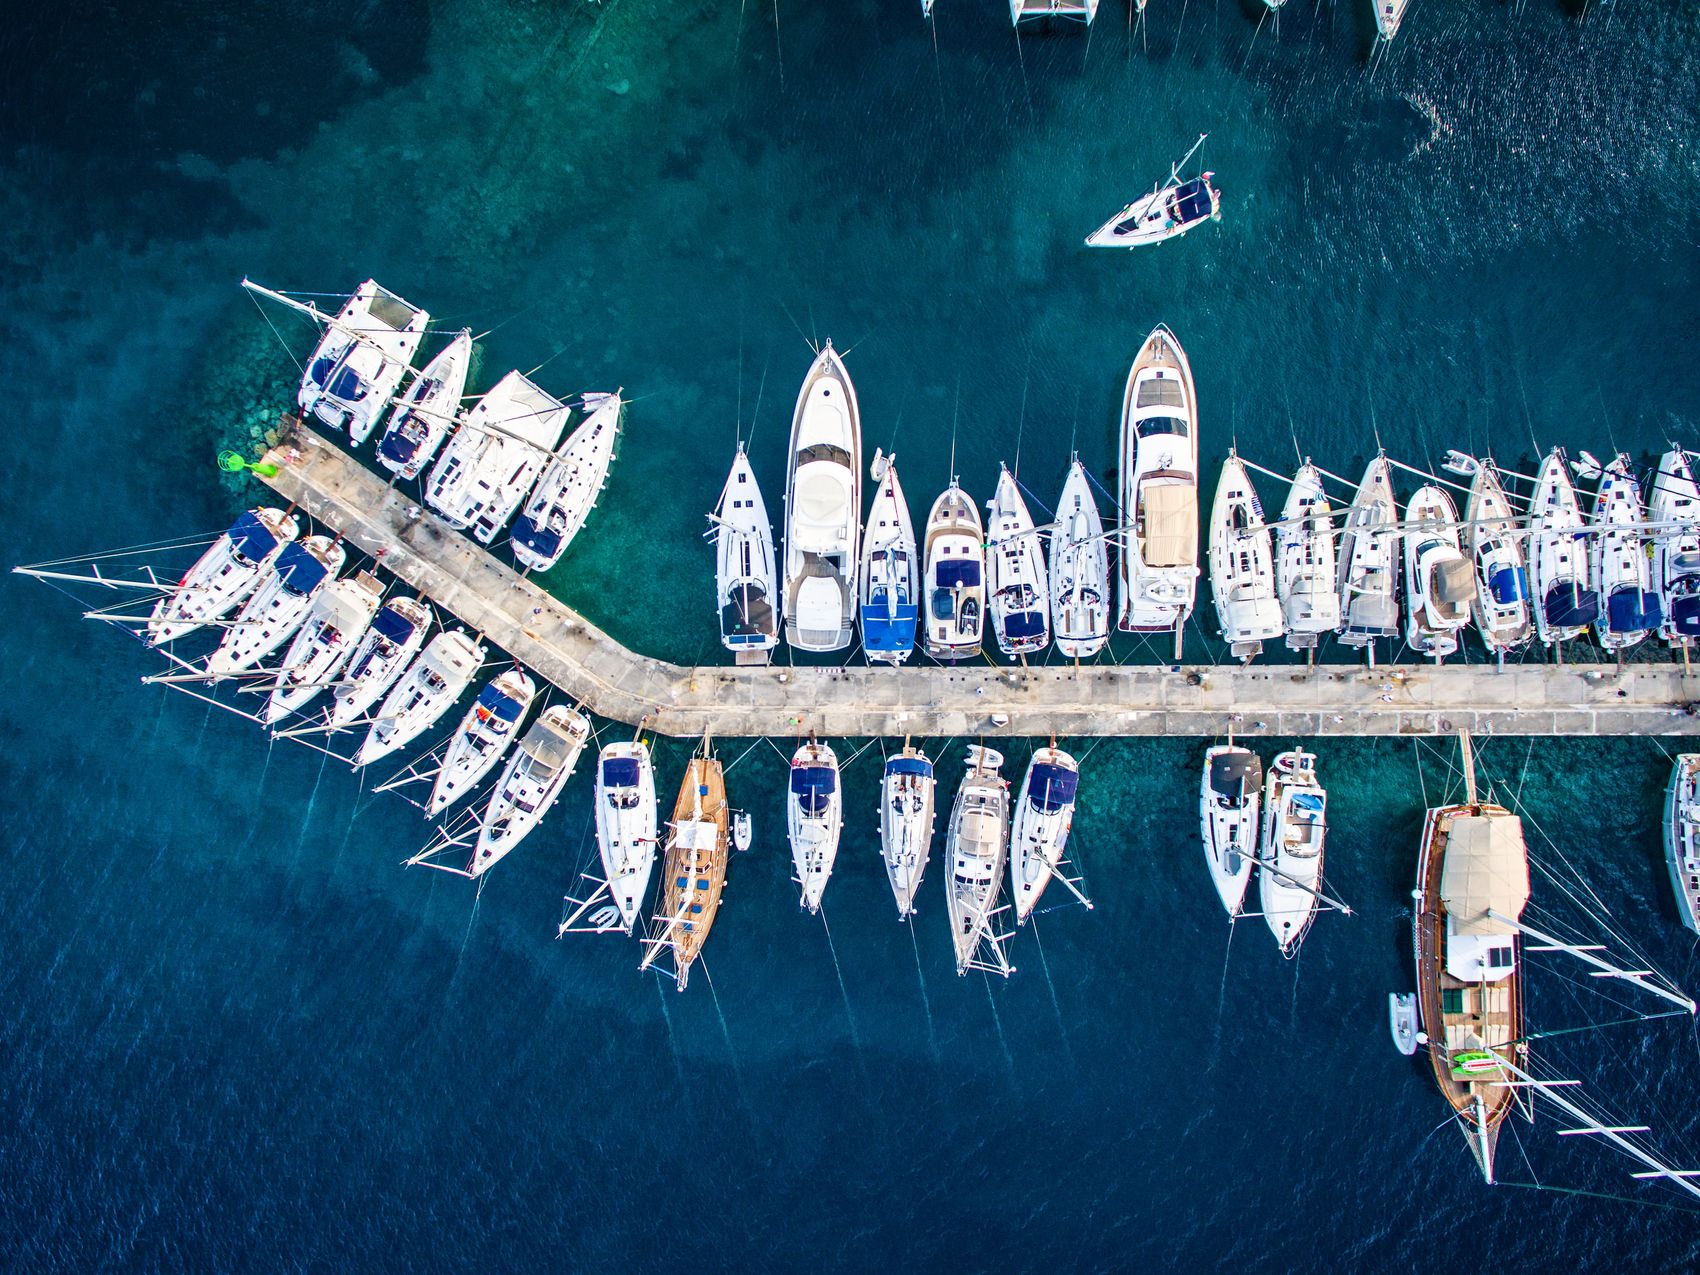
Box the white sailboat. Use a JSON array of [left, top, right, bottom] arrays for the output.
[[1374, 0, 1410, 43], [1208, 452, 1284, 661], [1648, 447, 1700, 647], [1664, 754, 1700, 934], [510, 391, 624, 573], [147, 507, 300, 646], [1591, 454, 1661, 653], [782, 343, 861, 652], [1463, 462, 1532, 655], [262, 570, 384, 725], [1403, 484, 1471, 660], [353, 629, 486, 768], [880, 744, 936, 921], [1336, 455, 1400, 653], [1258, 749, 1328, 957], [1010, 745, 1080, 925], [787, 739, 843, 915], [712, 444, 779, 661], [206, 535, 346, 677], [945, 745, 1012, 977], [375, 329, 473, 480], [986, 466, 1051, 659], [425, 668, 537, 816], [1201, 744, 1260, 919], [1049, 459, 1110, 658], [1275, 462, 1339, 651], [1118, 325, 1201, 642], [1085, 135, 1221, 249], [858, 450, 919, 665], [922, 483, 986, 661], [327, 596, 431, 730], [424, 370, 572, 543], [467, 706, 591, 878], [1526, 447, 1598, 646], [595, 741, 658, 934]]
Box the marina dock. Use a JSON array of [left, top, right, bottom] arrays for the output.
[[258, 421, 1700, 740]]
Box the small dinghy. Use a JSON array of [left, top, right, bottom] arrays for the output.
[[880, 744, 937, 920], [1275, 462, 1339, 650], [263, 571, 384, 725], [510, 391, 624, 573], [327, 596, 431, 730], [787, 739, 843, 914], [1010, 745, 1080, 925], [986, 466, 1051, 659], [1258, 749, 1328, 957], [1664, 754, 1700, 934], [288, 279, 429, 445], [1201, 744, 1261, 919], [1389, 993, 1420, 1056], [353, 629, 486, 768], [1085, 134, 1221, 249], [148, 507, 300, 646], [1463, 462, 1531, 656], [1336, 455, 1400, 653], [595, 740, 658, 934], [1591, 453, 1661, 654], [469, 705, 590, 877], [1526, 447, 1598, 647], [712, 444, 780, 662], [1403, 484, 1471, 660], [1118, 325, 1200, 640], [859, 450, 920, 665], [1049, 459, 1110, 659], [425, 668, 536, 817], [945, 745, 1012, 976], [922, 483, 986, 662], [425, 370, 572, 543], [1208, 452, 1284, 661], [781, 343, 861, 653], [1648, 447, 1700, 648], [376, 329, 473, 480], [207, 535, 346, 677], [732, 810, 753, 852]]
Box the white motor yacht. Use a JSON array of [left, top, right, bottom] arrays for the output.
[[147, 507, 300, 646], [1274, 462, 1339, 651], [986, 466, 1051, 659], [469, 706, 590, 877], [1526, 447, 1598, 646], [1592, 454, 1661, 653], [1201, 744, 1260, 919], [376, 330, 473, 480], [1259, 749, 1328, 957], [206, 535, 346, 677], [293, 279, 429, 444], [424, 370, 571, 543], [1208, 453, 1284, 661], [1049, 459, 1109, 658], [782, 343, 861, 652], [1118, 325, 1200, 641], [353, 629, 486, 768], [880, 744, 937, 921], [787, 739, 843, 915], [1664, 754, 1700, 934], [1336, 455, 1400, 652], [923, 483, 986, 661], [1649, 448, 1700, 647], [859, 451, 919, 665], [327, 596, 432, 729], [263, 571, 384, 725], [1010, 745, 1080, 925], [510, 391, 624, 573], [425, 668, 537, 817], [1403, 484, 1472, 660], [595, 741, 658, 934], [712, 444, 780, 661], [1464, 462, 1532, 655]]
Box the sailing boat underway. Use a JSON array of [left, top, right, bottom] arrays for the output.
[[1208, 452, 1283, 661], [1049, 460, 1110, 658], [923, 483, 986, 661], [641, 738, 731, 990], [510, 391, 624, 573], [782, 343, 862, 652], [859, 451, 919, 665], [986, 466, 1051, 659], [1084, 134, 1221, 249], [1118, 325, 1201, 643], [1258, 749, 1328, 957], [1274, 462, 1339, 650], [945, 746, 1013, 977], [712, 444, 780, 662], [880, 744, 937, 921]]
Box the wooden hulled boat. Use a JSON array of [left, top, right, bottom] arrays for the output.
[[641, 741, 730, 990]]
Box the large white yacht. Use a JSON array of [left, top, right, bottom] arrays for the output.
[[880, 744, 936, 921], [327, 596, 432, 730], [1118, 326, 1200, 642], [922, 483, 985, 661], [1259, 749, 1328, 957], [986, 466, 1051, 659], [1526, 447, 1597, 646], [1009, 745, 1080, 925], [712, 444, 779, 662], [147, 507, 300, 646], [425, 668, 537, 817], [1200, 744, 1260, 919], [859, 451, 919, 665], [787, 739, 843, 915], [206, 535, 346, 677], [510, 391, 623, 573], [293, 279, 429, 444], [782, 344, 861, 652], [1274, 462, 1339, 651], [944, 746, 1012, 977], [424, 370, 572, 543], [1463, 462, 1532, 655], [1649, 448, 1700, 648], [468, 706, 590, 878], [1049, 460, 1109, 658], [353, 629, 486, 768], [594, 741, 658, 934], [262, 570, 384, 725], [375, 330, 473, 480], [1592, 454, 1661, 653], [1207, 453, 1283, 661], [1336, 455, 1401, 654]]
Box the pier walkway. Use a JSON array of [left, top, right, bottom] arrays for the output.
[[259, 423, 1700, 739]]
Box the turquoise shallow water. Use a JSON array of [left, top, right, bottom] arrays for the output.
[[5, 1, 1700, 1269]]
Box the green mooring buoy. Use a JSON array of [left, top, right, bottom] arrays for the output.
[[218, 450, 280, 479]]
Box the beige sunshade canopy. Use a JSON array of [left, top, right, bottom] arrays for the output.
[[1441, 813, 1530, 936], [1142, 482, 1197, 568]]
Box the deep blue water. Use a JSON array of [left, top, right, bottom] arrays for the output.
[[4, 1, 1700, 1269]]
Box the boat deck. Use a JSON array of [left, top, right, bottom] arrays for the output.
[[257, 421, 1700, 740]]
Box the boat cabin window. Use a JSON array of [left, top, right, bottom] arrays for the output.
[[1137, 415, 1188, 439], [1488, 944, 1513, 970]]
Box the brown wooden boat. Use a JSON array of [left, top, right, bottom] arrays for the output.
[[639, 742, 728, 990]]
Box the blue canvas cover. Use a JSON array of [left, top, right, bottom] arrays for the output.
[[1174, 178, 1214, 224], [1488, 565, 1527, 606], [378, 428, 420, 466], [371, 605, 418, 643], [1005, 611, 1047, 641], [275, 542, 329, 596], [790, 765, 836, 815], [327, 364, 368, 402], [861, 600, 918, 654], [601, 757, 641, 787], [885, 755, 933, 780], [1607, 587, 1663, 634], [509, 516, 563, 564], [475, 682, 524, 723], [936, 559, 981, 590], [1029, 762, 1078, 813], [307, 355, 336, 389], [1544, 582, 1598, 628], [229, 510, 278, 562], [1672, 595, 1700, 637]]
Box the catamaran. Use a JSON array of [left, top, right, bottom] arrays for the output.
[[922, 483, 986, 661], [147, 507, 300, 646], [206, 535, 346, 677], [1664, 754, 1700, 934], [640, 738, 730, 991], [1085, 134, 1220, 249], [510, 391, 623, 573], [986, 466, 1051, 659], [327, 596, 431, 730], [1526, 447, 1597, 646], [1648, 447, 1700, 648], [1118, 325, 1200, 646], [1049, 459, 1109, 658], [1463, 462, 1531, 655], [712, 444, 779, 662], [859, 450, 919, 665], [1274, 462, 1339, 651], [467, 705, 590, 878], [945, 745, 1012, 977], [1336, 455, 1400, 656], [425, 668, 536, 816], [787, 739, 843, 914], [424, 370, 572, 543], [1403, 484, 1472, 660], [375, 329, 473, 481], [353, 629, 486, 768], [1208, 452, 1283, 661], [594, 740, 658, 934], [880, 743, 936, 921], [1259, 749, 1328, 957], [782, 343, 861, 652], [262, 570, 384, 725], [1010, 745, 1080, 925], [1591, 454, 1661, 653], [1374, 0, 1410, 43], [1201, 744, 1260, 919]]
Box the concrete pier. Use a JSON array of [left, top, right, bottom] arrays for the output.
[[258, 422, 1700, 739]]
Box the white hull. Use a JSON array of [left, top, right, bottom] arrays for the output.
[[1403, 485, 1470, 659], [426, 668, 536, 816], [880, 748, 936, 920], [376, 330, 473, 480], [1591, 455, 1658, 652], [1208, 454, 1284, 660], [207, 536, 346, 676], [1374, 0, 1409, 42], [1649, 448, 1700, 646], [147, 508, 300, 645], [714, 445, 780, 658], [1118, 325, 1200, 634], [986, 466, 1051, 658], [1201, 745, 1259, 918], [354, 630, 485, 768], [1337, 456, 1400, 648], [945, 746, 1010, 974], [328, 596, 431, 729], [1259, 750, 1327, 957], [1527, 449, 1595, 645], [787, 741, 843, 914], [1275, 463, 1339, 649], [424, 370, 571, 542], [263, 571, 384, 725], [923, 484, 986, 661], [1049, 461, 1109, 658], [595, 741, 658, 933], [1464, 464, 1531, 654], [298, 279, 429, 444], [510, 391, 623, 572], [1665, 754, 1700, 934], [1010, 746, 1079, 924], [1085, 174, 1220, 248], [858, 453, 919, 665], [782, 344, 861, 651], [470, 706, 590, 877]]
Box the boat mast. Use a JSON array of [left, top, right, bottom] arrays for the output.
[[1488, 909, 1698, 1013]]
